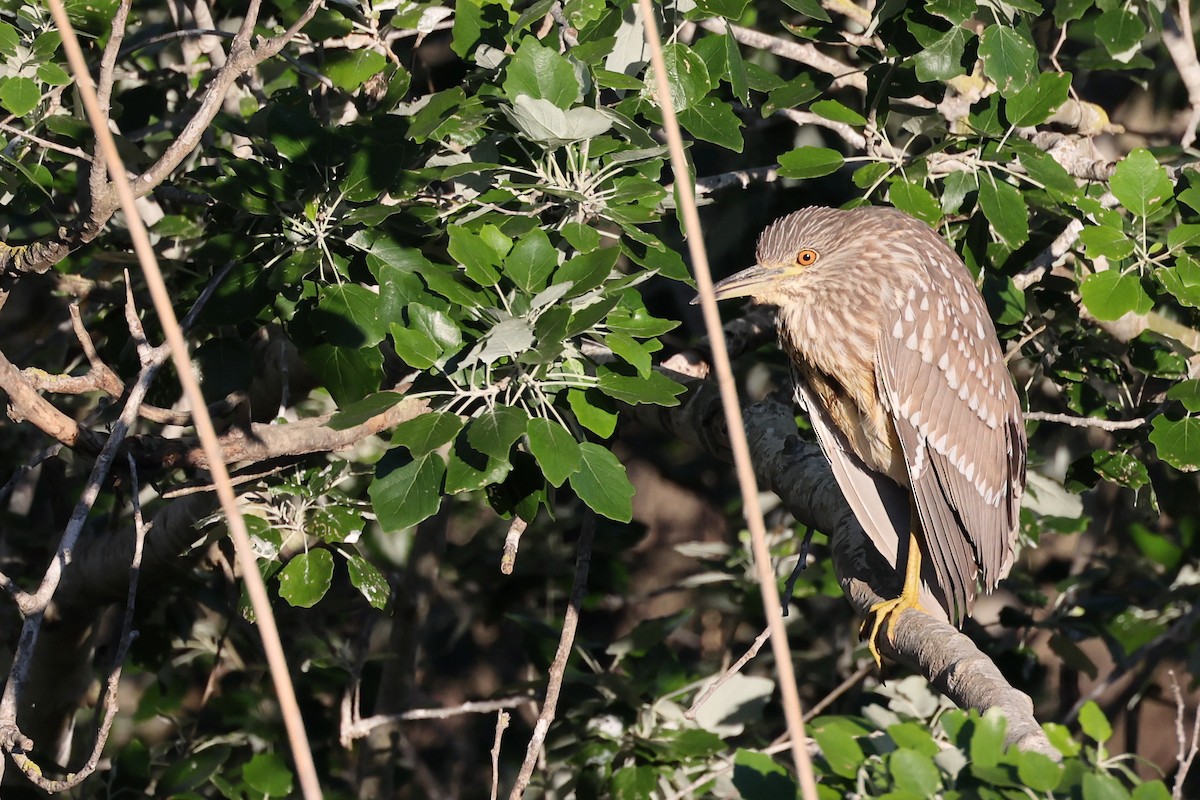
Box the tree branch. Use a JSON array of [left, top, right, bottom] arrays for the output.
[[632, 380, 1057, 757]]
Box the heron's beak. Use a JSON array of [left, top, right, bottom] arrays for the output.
[[694, 264, 782, 304]]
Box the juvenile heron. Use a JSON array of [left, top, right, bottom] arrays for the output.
[[712, 206, 1027, 665]]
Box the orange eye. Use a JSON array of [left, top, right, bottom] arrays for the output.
[[796, 248, 819, 267]]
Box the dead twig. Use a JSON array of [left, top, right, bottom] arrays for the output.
[[508, 512, 594, 799]]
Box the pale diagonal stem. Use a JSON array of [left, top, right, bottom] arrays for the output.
[[634, 2, 819, 796], [45, 4, 322, 798]]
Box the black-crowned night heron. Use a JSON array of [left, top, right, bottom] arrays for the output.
[[712, 205, 1027, 666]]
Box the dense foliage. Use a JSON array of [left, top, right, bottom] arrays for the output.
[[0, 0, 1199, 797]]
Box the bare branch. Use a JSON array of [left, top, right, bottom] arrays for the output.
[[629, 383, 1059, 758], [1023, 411, 1147, 431], [508, 512, 594, 799], [1163, 1, 1200, 149], [1171, 670, 1199, 800], [491, 711, 510, 800], [501, 516, 527, 575], [685, 625, 771, 720], [343, 696, 536, 742]]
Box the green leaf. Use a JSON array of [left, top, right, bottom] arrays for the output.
[[678, 96, 744, 152], [1095, 8, 1146, 58], [561, 222, 602, 252], [242, 752, 294, 797], [1168, 223, 1200, 251], [346, 553, 390, 609], [927, 0, 974, 23], [977, 175, 1028, 248], [391, 324, 439, 370], [557, 247, 618, 297], [526, 418, 582, 486], [1055, 0, 1093, 24], [158, 745, 232, 795], [1168, 380, 1200, 412], [1005, 72, 1071, 126], [731, 749, 796, 800], [569, 443, 634, 521], [723, 26, 750, 105], [777, 146, 844, 179], [329, 392, 406, 430], [1082, 772, 1131, 800], [762, 74, 820, 117], [887, 722, 940, 757], [693, 0, 750, 18], [393, 412, 465, 456], [890, 750, 941, 796], [503, 95, 614, 146], [1158, 255, 1200, 307], [812, 723, 864, 778], [503, 38, 580, 110], [1110, 148, 1173, 217], [1016, 751, 1063, 792], [315, 284, 385, 348], [445, 435, 512, 493], [978, 26, 1036, 96], [1151, 415, 1200, 471], [612, 765, 658, 800], [568, 388, 617, 437], [1079, 700, 1113, 743], [779, 0, 831, 21], [0, 77, 39, 117], [649, 42, 711, 113], [1043, 722, 1081, 757], [324, 49, 386, 91], [809, 99, 866, 126], [36, 62, 70, 86], [1132, 781, 1173, 800], [448, 224, 502, 285], [467, 406, 529, 460], [605, 331, 652, 377], [369, 450, 445, 531], [889, 179, 942, 225], [1079, 225, 1135, 260], [969, 709, 1007, 768], [451, 0, 485, 58], [597, 369, 685, 406], [303, 344, 382, 406], [278, 549, 334, 608], [505, 228, 559, 293], [912, 26, 970, 82], [1092, 450, 1151, 489], [1080, 272, 1153, 321]]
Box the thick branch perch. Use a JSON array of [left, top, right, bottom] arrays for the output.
[[635, 379, 1057, 757]]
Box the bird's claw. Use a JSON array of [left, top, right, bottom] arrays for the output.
[[861, 594, 926, 669]]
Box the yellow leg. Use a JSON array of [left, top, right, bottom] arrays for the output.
[[861, 531, 927, 668]]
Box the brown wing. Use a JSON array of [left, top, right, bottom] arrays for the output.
[[875, 262, 1026, 624], [794, 380, 951, 622]]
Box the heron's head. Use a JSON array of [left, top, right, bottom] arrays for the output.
[[707, 206, 905, 306]]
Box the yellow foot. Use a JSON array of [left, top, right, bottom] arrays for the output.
[[860, 594, 926, 669]]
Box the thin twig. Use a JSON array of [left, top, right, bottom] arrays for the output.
[[685, 626, 771, 721], [1023, 411, 1147, 431], [1171, 670, 1199, 800], [508, 512, 595, 799], [5, 455, 149, 791], [637, 2, 819, 796], [0, 120, 93, 161], [491, 711, 511, 800], [343, 696, 536, 740], [44, 4, 323, 798], [1163, 0, 1200, 149], [501, 517, 527, 575]]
